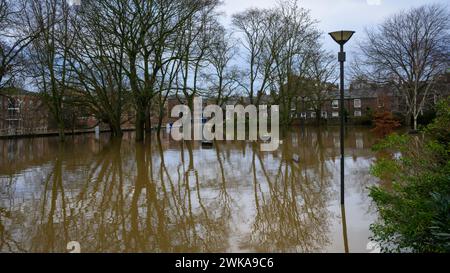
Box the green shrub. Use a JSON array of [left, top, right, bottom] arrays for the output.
[[369, 98, 450, 253]]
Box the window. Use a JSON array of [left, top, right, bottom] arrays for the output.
[[354, 99, 361, 108], [354, 111, 362, 117], [310, 112, 316, 118], [332, 112, 339, 118], [332, 100, 339, 109], [321, 111, 327, 119], [300, 112, 306, 118], [7, 98, 17, 109]]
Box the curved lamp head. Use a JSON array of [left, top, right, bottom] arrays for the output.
[[329, 30, 355, 46]]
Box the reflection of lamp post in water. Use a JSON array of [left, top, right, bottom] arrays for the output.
[[341, 204, 349, 253]]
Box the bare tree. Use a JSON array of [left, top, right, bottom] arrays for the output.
[[233, 0, 320, 125], [204, 23, 240, 106], [0, 0, 39, 88], [176, 2, 219, 110], [267, 0, 319, 125], [304, 45, 338, 123], [358, 4, 450, 130], [66, 0, 130, 137], [21, 0, 76, 141], [232, 8, 270, 105], [85, 0, 218, 141]]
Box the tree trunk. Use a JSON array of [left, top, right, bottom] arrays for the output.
[[413, 116, 418, 131], [135, 110, 145, 142], [316, 110, 321, 126], [115, 122, 123, 137], [145, 112, 152, 133], [58, 121, 65, 142], [156, 107, 164, 134], [110, 121, 123, 138], [404, 113, 412, 128]]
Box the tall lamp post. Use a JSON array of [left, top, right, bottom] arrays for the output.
[[329, 30, 355, 205]]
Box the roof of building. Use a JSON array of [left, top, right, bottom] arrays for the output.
[[328, 88, 398, 99], [0, 87, 36, 97], [348, 89, 379, 98]]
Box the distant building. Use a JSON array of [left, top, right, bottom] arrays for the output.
[[0, 88, 49, 135], [0, 88, 127, 136], [293, 87, 404, 124], [431, 70, 450, 105]]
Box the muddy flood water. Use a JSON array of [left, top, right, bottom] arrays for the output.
[[0, 127, 382, 253]]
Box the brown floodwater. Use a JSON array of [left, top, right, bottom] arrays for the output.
[[0, 127, 381, 253]]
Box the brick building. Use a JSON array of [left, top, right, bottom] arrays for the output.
[[0, 88, 49, 135], [0, 88, 101, 136], [293, 87, 402, 123]]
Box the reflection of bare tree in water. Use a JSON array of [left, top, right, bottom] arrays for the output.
[[213, 141, 232, 213], [40, 149, 65, 252], [17, 141, 121, 252], [161, 139, 230, 252], [0, 175, 23, 252], [0, 201, 24, 251], [0, 140, 99, 252], [128, 141, 168, 251], [7, 147, 64, 251], [0, 128, 380, 252], [1, 136, 236, 252], [248, 130, 333, 252]]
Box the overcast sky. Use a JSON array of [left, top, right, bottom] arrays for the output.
[[218, 0, 449, 54]]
